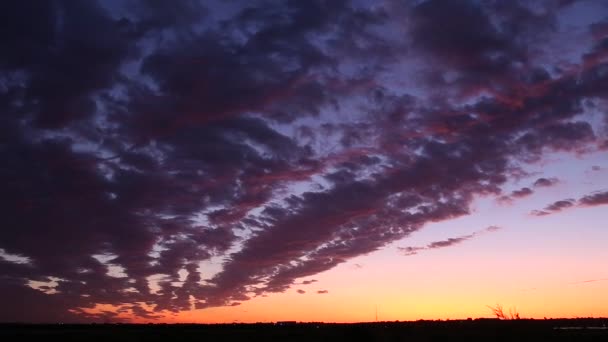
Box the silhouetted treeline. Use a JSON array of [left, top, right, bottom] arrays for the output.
[[1, 318, 607, 341]]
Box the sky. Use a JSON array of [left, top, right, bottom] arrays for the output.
[[1, 0, 608, 323]]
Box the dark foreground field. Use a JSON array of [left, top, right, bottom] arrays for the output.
[[2, 319, 607, 341]]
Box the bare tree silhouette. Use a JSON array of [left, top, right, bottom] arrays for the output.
[[487, 304, 520, 320]]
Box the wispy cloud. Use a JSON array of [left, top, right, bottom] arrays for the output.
[[399, 226, 501, 256], [569, 278, 608, 285], [498, 177, 559, 203], [531, 190, 608, 216]]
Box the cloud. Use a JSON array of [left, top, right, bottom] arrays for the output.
[[530, 210, 550, 217], [532, 190, 608, 216], [570, 278, 608, 285], [317, 290, 329, 294], [579, 190, 608, 206], [0, 0, 606, 322], [510, 187, 533, 198], [498, 178, 558, 203], [533, 177, 559, 188], [399, 226, 501, 256], [545, 199, 576, 211], [296, 289, 306, 294], [531, 198, 576, 216], [399, 246, 427, 256]]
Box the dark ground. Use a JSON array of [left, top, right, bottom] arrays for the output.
[[2, 318, 607, 341]]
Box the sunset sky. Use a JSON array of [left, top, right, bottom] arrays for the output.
[[1, 0, 608, 323]]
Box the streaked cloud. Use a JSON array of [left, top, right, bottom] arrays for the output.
[[399, 226, 501, 256]]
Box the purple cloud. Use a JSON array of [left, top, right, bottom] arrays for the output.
[[545, 199, 576, 212], [399, 246, 427, 256], [399, 226, 501, 256], [579, 191, 608, 206], [533, 177, 559, 188], [532, 190, 608, 216], [511, 187, 534, 198], [499, 178, 559, 204], [530, 210, 551, 217]]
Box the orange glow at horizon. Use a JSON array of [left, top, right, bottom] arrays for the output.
[[105, 277, 608, 324], [81, 172, 608, 324]]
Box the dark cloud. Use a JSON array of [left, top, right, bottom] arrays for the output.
[[399, 226, 501, 256], [532, 189, 608, 216], [498, 187, 531, 203], [533, 177, 559, 187], [409, 0, 520, 73], [579, 190, 608, 206], [0, 0, 605, 322], [317, 290, 329, 294], [515, 122, 595, 156], [499, 177, 559, 203], [296, 289, 306, 294], [0, 280, 85, 323], [0, 1, 139, 129], [544, 199, 576, 212], [399, 246, 427, 256], [511, 187, 533, 198]]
